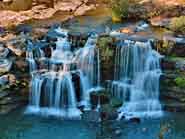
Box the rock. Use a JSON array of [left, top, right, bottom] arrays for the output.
[[31, 27, 48, 39], [90, 89, 110, 107], [82, 110, 100, 122], [142, 128, 147, 132], [0, 59, 12, 73], [74, 4, 95, 16], [150, 17, 171, 27], [14, 58, 28, 71], [36, 0, 54, 8], [3, 0, 13, 3], [0, 27, 5, 37], [0, 0, 33, 11], [100, 104, 118, 121], [0, 43, 9, 58], [0, 11, 31, 27], [7, 74, 16, 85], [15, 24, 32, 34], [161, 58, 176, 70], [55, 0, 82, 12], [0, 104, 20, 115], [0, 75, 9, 85], [6, 38, 26, 56], [120, 27, 135, 34], [162, 101, 185, 112], [163, 35, 185, 44], [110, 97, 123, 108], [135, 21, 149, 32], [115, 129, 122, 136], [129, 117, 141, 123]]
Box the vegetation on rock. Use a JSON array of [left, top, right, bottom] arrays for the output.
[[174, 77, 185, 89], [108, 0, 145, 21], [169, 16, 185, 35]]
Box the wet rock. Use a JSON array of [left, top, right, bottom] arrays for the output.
[[15, 24, 32, 34], [0, 59, 12, 73], [150, 17, 171, 27], [110, 97, 123, 108], [129, 117, 141, 123], [120, 27, 135, 34], [90, 89, 110, 107], [135, 21, 149, 32], [31, 27, 48, 39], [7, 74, 16, 85], [0, 104, 21, 115], [0, 27, 5, 37], [162, 101, 185, 112], [100, 104, 118, 121], [6, 38, 26, 56], [163, 35, 185, 44], [14, 58, 28, 72], [115, 129, 122, 136], [82, 110, 100, 122], [161, 58, 176, 70], [0, 75, 9, 85], [0, 43, 9, 58]]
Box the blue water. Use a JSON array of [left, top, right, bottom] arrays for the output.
[[0, 108, 185, 139]]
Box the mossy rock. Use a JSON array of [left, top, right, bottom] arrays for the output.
[[110, 97, 123, 108], [100, 104, 118, 121], [90, 89, 110, 107], [174, 77, 185, 89]]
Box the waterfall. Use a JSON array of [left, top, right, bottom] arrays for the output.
[[26, 51, 37, 73], [26, 71, 82, 119], [26, 28, 101, 119], [109, 40, 163, 118], [74, 34, 100, 88]]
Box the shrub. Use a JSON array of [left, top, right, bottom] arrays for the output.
[[98, 37, 114, 61], [169, 16, 185, 35], [109, 0, 129, 20], [174, 77, 185, 88], [109, 0, 145, 21]]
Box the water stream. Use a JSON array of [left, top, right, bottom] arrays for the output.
[[26, 28, 101, 119], [109, 39, 163, 118]]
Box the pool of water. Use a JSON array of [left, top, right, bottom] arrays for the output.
[[0, 108, 185, 139]]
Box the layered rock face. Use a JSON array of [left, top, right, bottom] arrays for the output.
[[0, 0, 33, 11]]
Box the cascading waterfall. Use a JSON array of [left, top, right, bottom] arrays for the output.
[[74, 34, 101, 89], [109, 40, 163, 118], [26, 28, 101, 118]]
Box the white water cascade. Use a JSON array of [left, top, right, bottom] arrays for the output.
[[109, 40, 163, 119], [26, 28, 101, 118]]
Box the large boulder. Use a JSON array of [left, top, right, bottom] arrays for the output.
[[0, 0, 33, 11]]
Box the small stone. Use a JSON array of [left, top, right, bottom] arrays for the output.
[[142, 127, 147, 132], [115, 129, 122, 136]]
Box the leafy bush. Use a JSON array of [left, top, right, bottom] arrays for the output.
[[109, 0, 145, 21], [98, 37, 114, 61], [169, 16, 185, 35], [174, 77, 185, 88], [109, 0, 129, 20]]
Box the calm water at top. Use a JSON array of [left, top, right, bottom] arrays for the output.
[[0, 108, 185, 139]]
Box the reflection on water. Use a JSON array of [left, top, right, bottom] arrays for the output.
[[0, 109, 185, 139]]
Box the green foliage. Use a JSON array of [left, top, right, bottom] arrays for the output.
[[110, 97, 123, 108], [109, 0, 129, 19], [98, 37, 114, 61], [174, 77, 185, 88], [169, 16, 185, 35]]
